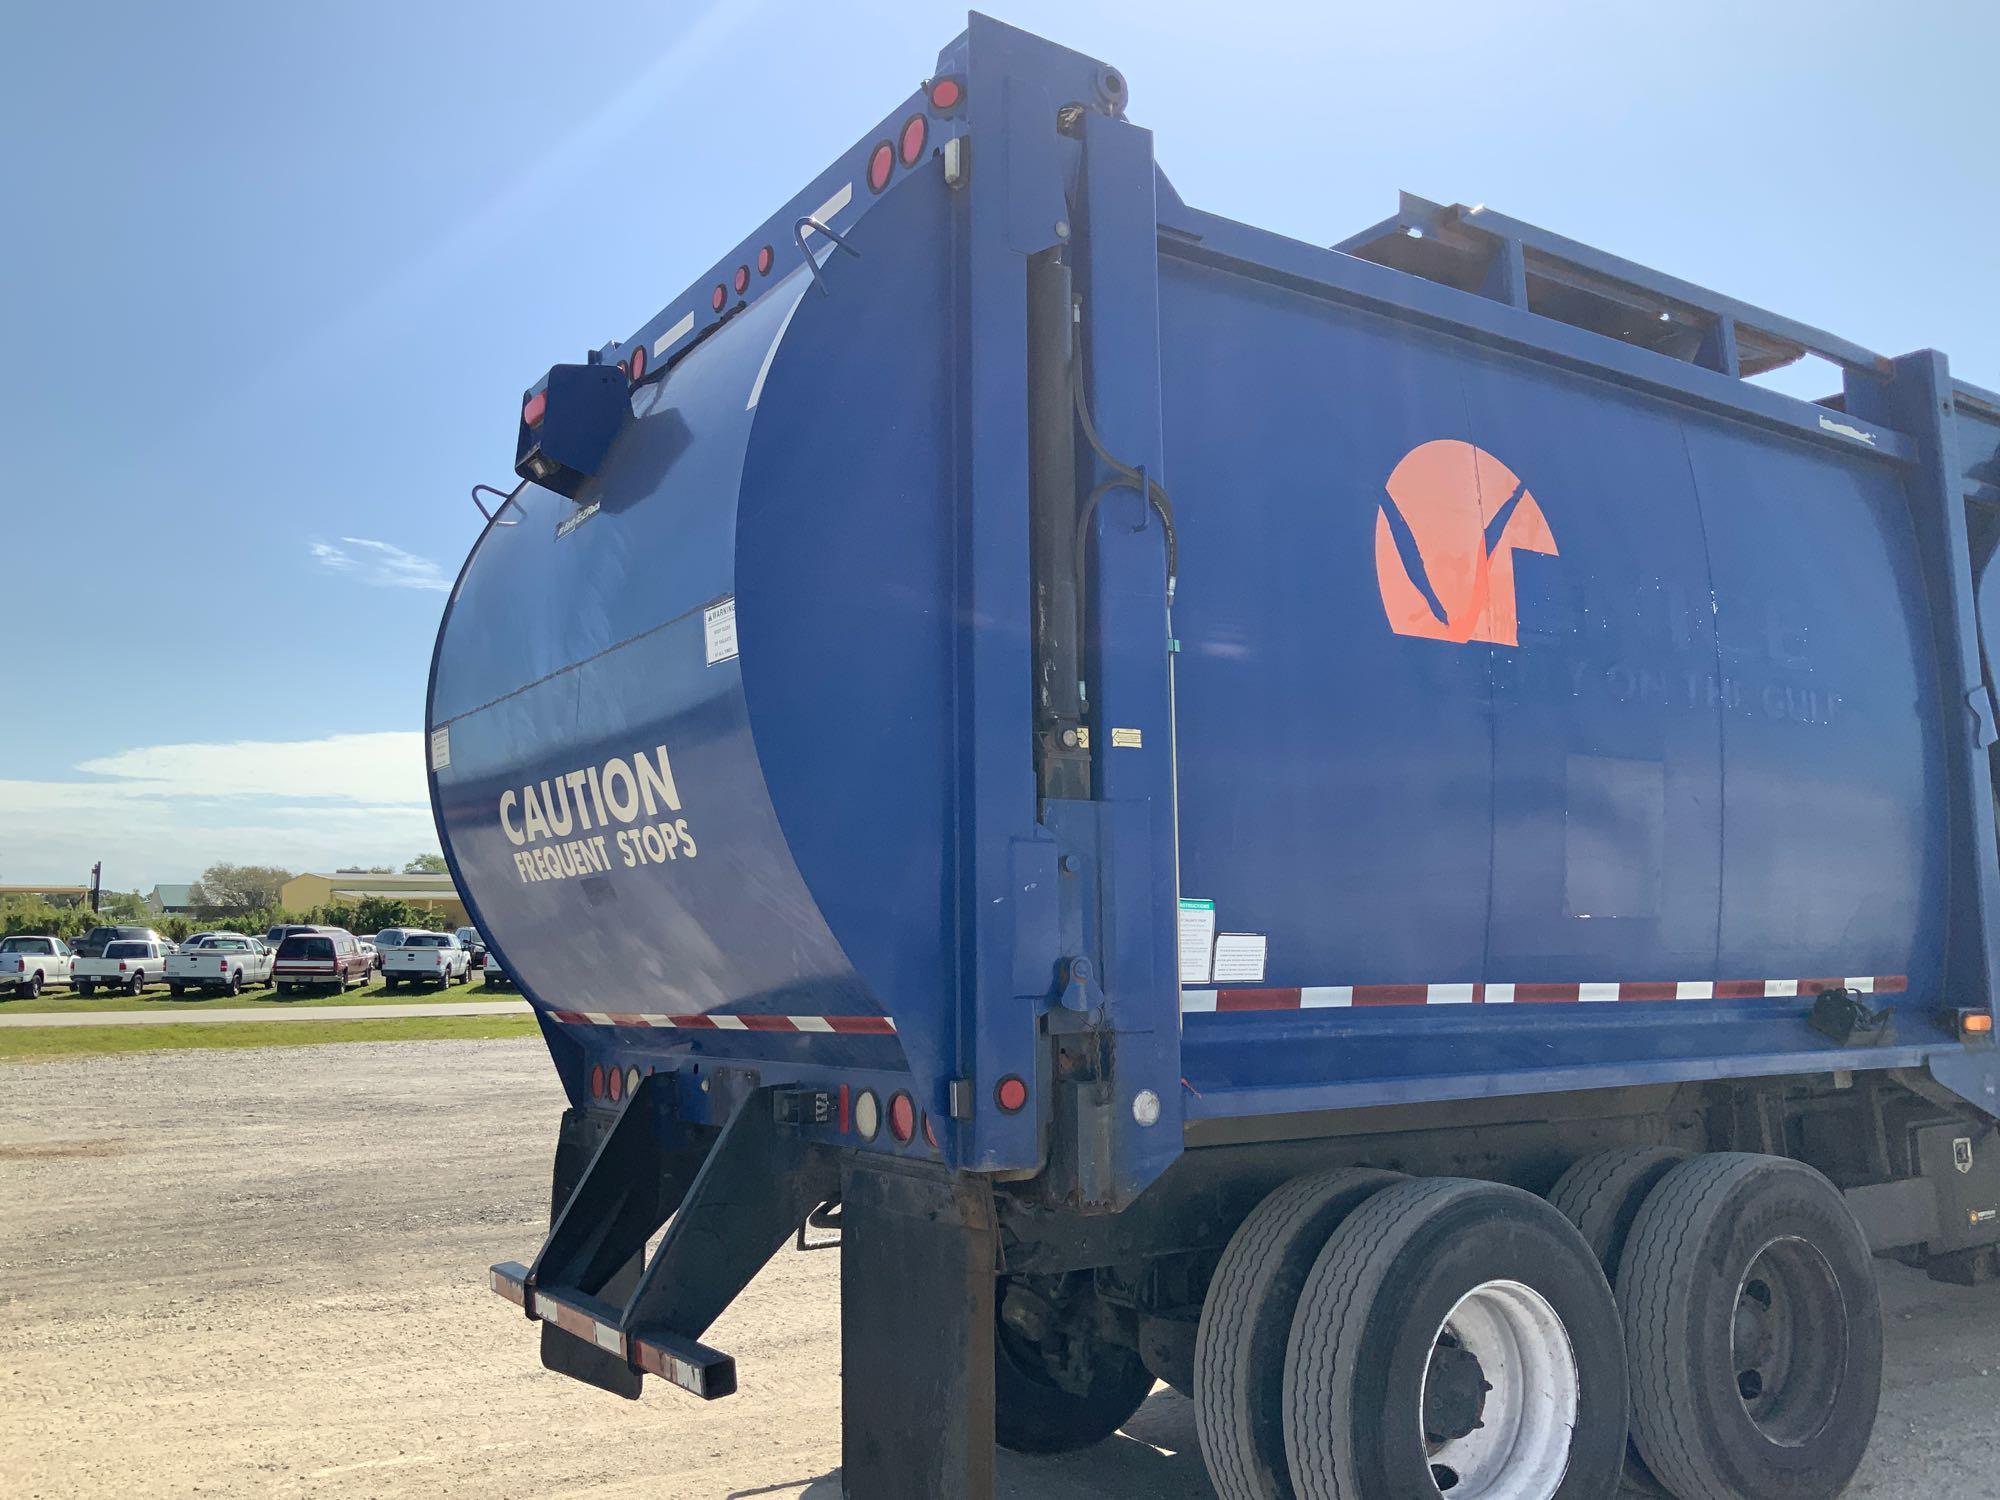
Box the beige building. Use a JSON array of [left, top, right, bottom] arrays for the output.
[[278, 871, 469, 928]]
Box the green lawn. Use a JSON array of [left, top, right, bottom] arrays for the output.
[[0, 1013, 540, 1061], [3, 976, 518, 1016]]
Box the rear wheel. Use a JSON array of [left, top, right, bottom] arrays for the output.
[[1283, 1178, 1628, 1500], [1196, 1167, 1403, 1500], [168, 983, 183, 997], [384, 976, 400, 990], [226, 971, 243, 996], [78, 982, 97, 997], [1620, 1153, 1882, 1500], [1549, 1147, 1688, 1496], [23, 975, 42, 999], [995, 1275, 1156, 1455], [125, 972, 143, 995]]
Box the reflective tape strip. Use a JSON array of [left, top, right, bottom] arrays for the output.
[[653, 311, 695, 358], [802, 182, 853, 234], [545, 1010, 896, 1034], [1185, 976, 1910, 1013], [1300, 986, 1352, 1008]]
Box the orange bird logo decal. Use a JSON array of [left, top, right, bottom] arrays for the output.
[[1373, 439, 1558, 647]]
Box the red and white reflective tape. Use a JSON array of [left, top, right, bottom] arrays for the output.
[[1183, 975, 1909, 1013], [546, 1008, 895, 1035], [489, 1261, 732, 1398]]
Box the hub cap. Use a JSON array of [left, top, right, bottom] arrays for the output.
[[1732, 1235, 1845, 1445], [1418, 1280, 1578, 1498]]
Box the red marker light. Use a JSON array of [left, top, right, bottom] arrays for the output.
[[712, 283, 728, 311], [867, 139, 895, 193], [995, 1076, 1028, 1114], [928, 77, 963, 111], [757, 244, 774, 275], [734, 264, 750, 294], [522, 390, 547, 427], [899, 113, 928, 167], [630, 344, 647, 380], [589, 1064, 605, 1100], [608, 1065, 624, 1103], [888, 1092, 916, 1144]]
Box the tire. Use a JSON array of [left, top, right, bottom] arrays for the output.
[[1283, 1178, 1627, 1500], [1548, 1147, 1689, 1496], [1619, 1154, 1882, 1500], [1196, 1168, 1403, 1500], [384, 976, 399, 991], [995, 1282, 1156, 1455], [168, 983, 183, 997], [25, 974, 41, 999], [78, 982, 97, 997], [125, 972, 142, 995], [1548, 1146, 1689, 1281], [226, 971, 243, 996]]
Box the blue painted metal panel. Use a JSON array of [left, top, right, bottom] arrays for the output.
[[1071, 109, 1184, 1198], [430, 18, 2000, 1178]]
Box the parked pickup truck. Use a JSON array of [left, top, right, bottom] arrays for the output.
[[0, 935, 74, 997], [381, 931, 472, 989], [74, 937, 175, 996], [166, 933, 274, 997]]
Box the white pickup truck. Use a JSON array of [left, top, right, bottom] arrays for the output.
[[166, 933, 275, 996], [74, 937, 176, 996], [0, 935, 75, 997], [381, 931, 473, 989]]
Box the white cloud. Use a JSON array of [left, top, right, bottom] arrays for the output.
[[309, 536, 451, 592], [0, 733, 436, 887]]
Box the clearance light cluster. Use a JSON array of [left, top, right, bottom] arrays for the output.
[[710, 242, 776, 318], [866, 77, 963, 196], [588, 1062, 647, 1103], [597, 79, 964, 397], [849, 1087, 925, 1149]]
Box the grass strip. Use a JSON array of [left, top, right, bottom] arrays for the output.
[[4, 983, 513, 1016], [0, 1014, 539, 1061]]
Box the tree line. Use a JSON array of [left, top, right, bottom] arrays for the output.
[[0, 853, 454, 944]]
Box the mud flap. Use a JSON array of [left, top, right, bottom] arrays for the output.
[[840, 1160, 1000, 1500], [538, 1107, 658, 1398]]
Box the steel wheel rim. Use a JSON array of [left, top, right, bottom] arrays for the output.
[[1418, 1279, 1578, 1499], [1731, 1234, 1845, 1446]]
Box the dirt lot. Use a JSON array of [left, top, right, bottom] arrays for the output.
[[3, 1039, 1998, 1499]]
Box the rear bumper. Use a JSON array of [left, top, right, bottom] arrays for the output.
[[488, 1261, 734, 1398]]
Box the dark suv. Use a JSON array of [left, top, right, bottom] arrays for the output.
[[75, 925, 168, 959], [271, 929, 370, 995]]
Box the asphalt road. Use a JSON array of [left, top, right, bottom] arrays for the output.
[[3, 1039, 1999, 1498]]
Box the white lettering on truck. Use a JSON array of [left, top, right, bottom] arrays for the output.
[[501, 744, 698, 884]]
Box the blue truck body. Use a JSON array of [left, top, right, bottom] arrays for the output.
[[438, 17, 2000, 1497]]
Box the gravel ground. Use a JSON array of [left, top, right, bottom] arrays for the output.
[[2, 1039, 1997, 1498]]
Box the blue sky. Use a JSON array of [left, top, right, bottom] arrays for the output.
[[4, 0, 1994, 886]]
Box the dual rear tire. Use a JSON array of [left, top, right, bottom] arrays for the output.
[[1616, 1154, 1881, 1500], [1197, 1173, 1625, 1500], [1183, 1152, 1881, 1500]]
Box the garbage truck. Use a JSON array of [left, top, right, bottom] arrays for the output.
[[429, 15, 2000, 1498]]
